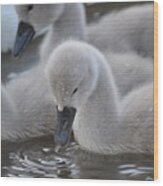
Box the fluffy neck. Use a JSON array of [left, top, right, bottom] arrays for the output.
[[40, 3, 86, 63], [73, 54, 122, 154]]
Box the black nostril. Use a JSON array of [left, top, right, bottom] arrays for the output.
[[72, 88, 78, 96], [28, 5, 33, 11]]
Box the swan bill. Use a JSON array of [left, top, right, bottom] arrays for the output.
[[55, 106, 76, 148], [13, 21, 35, 57]]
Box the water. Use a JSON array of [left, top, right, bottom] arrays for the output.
[[1, 138, 154, 180]]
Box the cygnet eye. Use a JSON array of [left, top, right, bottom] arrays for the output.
[[72, 88, 78, 96], [27, 5, 33, 12]]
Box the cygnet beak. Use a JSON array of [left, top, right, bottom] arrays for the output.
[[13, 21, 35, 57], [55, 106, 76, 148]]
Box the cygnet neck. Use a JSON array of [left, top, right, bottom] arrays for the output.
[[73, 52, 121, 154], [40, 3, 86, 63]]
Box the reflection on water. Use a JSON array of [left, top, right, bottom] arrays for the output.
[[1, 138, 154, 180]]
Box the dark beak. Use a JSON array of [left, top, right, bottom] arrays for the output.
[[55, 106, 76, 148], [13, 21, 35, 57]]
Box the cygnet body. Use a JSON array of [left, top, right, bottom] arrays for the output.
[[120, 83, 154, 154], [4, 67, 57, 141], [1, 85, 19, 141], [88, 4, 153, 57], [106, 52, 153, 97], [46, 40, 153, 155]]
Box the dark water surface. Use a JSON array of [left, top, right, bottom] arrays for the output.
[[1, 138, 154, 180]]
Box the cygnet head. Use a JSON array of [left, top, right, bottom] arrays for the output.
[[13, 4, 64, 56], [46, 41, 99, 110], [45, 40, 99, 147], [15, 4, 64, 32]]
